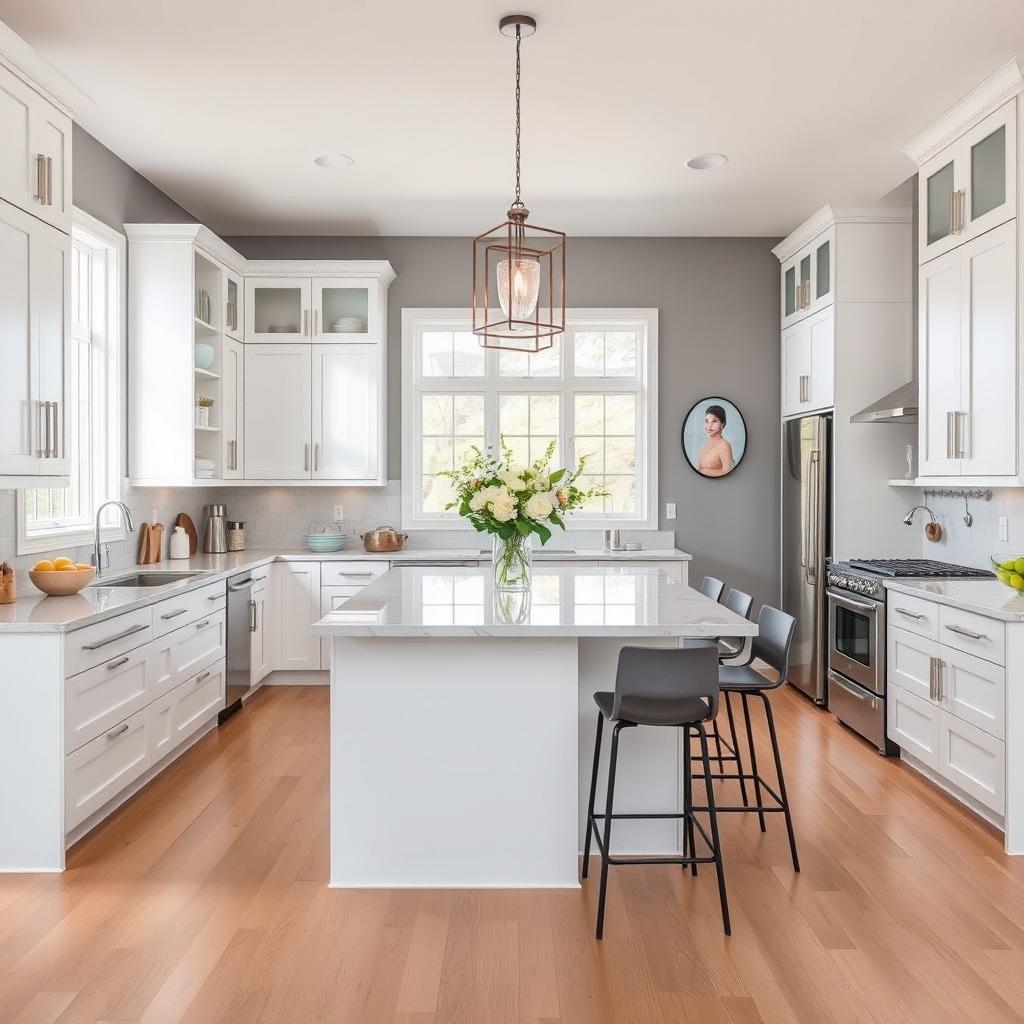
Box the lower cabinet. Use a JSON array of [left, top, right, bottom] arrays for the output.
[[251, 585, 271, 685], [277, 561, 322, 671], [939, 712, 1004, 813], [149, 661, 226, 765]]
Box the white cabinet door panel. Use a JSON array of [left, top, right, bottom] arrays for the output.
[[887, 627, 938, 703], [277, 561, 322, 671], [222, 336, 244, 478], [244, 344, 311, 479], [939, 711, 1004, 814], [940, 647, 1005, 740], [312, 343, 380, 481], [34, 103, 72, 233], [781, 320, 810, 417], [888, 684, 940, 770], [245, 277, 311, 343], [65, 648, 150, 754], [0, 66, 38, 218], [808, 307, 834, 411]]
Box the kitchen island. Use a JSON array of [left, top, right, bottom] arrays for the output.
[[313, 564, 757, 888]]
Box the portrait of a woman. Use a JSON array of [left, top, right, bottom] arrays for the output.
[[681, 397, 747, 478]]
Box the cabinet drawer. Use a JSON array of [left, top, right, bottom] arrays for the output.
[[938, 606, 1004, 665], [65, 608, 153, 678], [320, 561, 388, 586], [147, 609, 226, 700], [65, 647, 150, 754], [887, 594, 939, 640], [887, 627, 939, 702], [939, 710, 1004, 814], [938, 646, 1004, 740], [149, 660, 225, 765], [65, 707, 149, 831], [888, 684, 940, 770], [152, 579, 226, 638]]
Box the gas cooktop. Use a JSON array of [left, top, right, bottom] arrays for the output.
[[845, 558, 994, 579]]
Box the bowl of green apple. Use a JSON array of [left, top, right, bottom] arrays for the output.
[[991, 556, 1024, 592]]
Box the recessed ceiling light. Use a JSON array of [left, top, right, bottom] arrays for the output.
[[686, 153, 728, 171], [314, 153, 354, 169]]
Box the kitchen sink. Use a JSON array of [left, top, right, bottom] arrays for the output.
[[93, 571, 208, 588]]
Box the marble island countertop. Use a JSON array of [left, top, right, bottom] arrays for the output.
[[883, 578, 1024, 622], [312, 565, 756, 639], [0, 546, 692, 633]]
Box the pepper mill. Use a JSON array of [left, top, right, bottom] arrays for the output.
[[203, 504, 228, 554]]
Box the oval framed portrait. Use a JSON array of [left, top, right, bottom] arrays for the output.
[[681, 397, 747, 479]]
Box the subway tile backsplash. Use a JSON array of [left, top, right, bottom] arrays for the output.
[[916, 489, 1024, 569]]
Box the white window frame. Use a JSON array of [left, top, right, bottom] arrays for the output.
[[401, 307, 658, 531], [17, 209, 126, 556]]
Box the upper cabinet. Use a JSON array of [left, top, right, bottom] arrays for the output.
[[312, 277, 381, 342], [245, 277, 311, 342], [907, 60, 1024, 483], [780, 227, 833, 329], [0, 61, 72, 234]]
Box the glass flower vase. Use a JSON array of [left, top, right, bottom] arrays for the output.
[[492, 532, 533, 592]]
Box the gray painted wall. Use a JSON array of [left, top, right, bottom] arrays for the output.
[[228, 235, 781, 601], [72, 124, 197, 230]]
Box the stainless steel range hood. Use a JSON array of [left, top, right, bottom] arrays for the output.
[[850, 380, 918, 424]]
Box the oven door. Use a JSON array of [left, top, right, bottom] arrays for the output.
[[827, 589, 885, 696]]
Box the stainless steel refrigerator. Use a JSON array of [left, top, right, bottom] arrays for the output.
[[781, 414, 831, 705]]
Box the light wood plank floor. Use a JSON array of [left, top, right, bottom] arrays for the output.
[[2, 683, 1024, 1024]]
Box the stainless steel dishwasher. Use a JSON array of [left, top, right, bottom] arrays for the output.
[[222, 571, 255, 721]]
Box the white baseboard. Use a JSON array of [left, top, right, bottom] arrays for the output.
[[263, 670, 329, 686]]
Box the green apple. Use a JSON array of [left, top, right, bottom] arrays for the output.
[[1010, 573, 1024, 591]]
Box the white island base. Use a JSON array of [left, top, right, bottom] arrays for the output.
[[318, 566, 757, 888]]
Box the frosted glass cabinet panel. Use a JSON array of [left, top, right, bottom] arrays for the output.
[[312, 277, 381, 341], [244, 277, 311, 342], [780, 227, 834, 327], [224, 270, 242, 340], [918, 99, 1016, 265]]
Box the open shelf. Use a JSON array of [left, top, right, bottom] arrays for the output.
[[193, 366, 220, 380], [194, 316, 219, 333]]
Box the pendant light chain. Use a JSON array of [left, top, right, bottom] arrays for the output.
[[513, 24, 523, 210]]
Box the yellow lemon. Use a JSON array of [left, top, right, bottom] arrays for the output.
[[53, 556, 73, 569], [1009, 573, 1024, 591], [1015, 558, 1024, 575], [57, 563, 78, 572], [33, 559, 56, 572]]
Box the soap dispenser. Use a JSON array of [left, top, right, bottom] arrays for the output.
[[169, 525, 191, 560]]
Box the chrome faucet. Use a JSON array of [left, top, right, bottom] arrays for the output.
[[92, 500, 136, 578], [902, 504, 936, 526]]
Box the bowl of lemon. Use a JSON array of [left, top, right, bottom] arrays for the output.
[[29, 556, 96, 596], [991, 556, 1024, 593]]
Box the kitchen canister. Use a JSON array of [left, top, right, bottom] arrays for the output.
[[227, 521, 246, 551], [169, 526, 191, 560]]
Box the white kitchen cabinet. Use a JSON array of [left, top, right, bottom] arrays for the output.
[[312, 277, 381, 341], [939, 712, 1005, 813], [780, 227, 833, 328], [224, 266, 243, 341], [244, 344, 312, 479], [781, 306, 834, 417], [917, 99, 1016, 265], [252, 586, 271, 685], [0, 61, 72, 234], [918, 220, 1016, 478], [277, 561, 322, 671], [888, 684, 941, 770], [245, 277, 311, 342], [0, 200, 68, 484], [312, 344, 382, 482], [222, 336, 244, 478]]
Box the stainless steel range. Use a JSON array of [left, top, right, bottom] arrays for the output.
[[825, 558, 993, 755]]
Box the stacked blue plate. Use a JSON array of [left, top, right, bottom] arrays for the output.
[[305, 531, 345, 553]]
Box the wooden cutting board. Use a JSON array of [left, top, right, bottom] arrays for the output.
[[176, 513, 199, 556], [136, 523, 152, 565], [149, 523, 165, 563]]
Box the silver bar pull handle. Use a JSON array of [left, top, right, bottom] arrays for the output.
[[106, 722, 130, 740], [304, 443, 310, 472], [946, 411, 955, 460], [196, 671, 210, 684], [314, 442, 320, 473], [81, 622, 148, 651], [195, 619, 211, 630], [46, 156, 53, 206], [956, 411, 966, 460], [303, 309, 309, 336], [928, 656, 936, 701], [948, 191, 956, 236], [340, 571, 376, 578], [249, 599, 257, 632], [51, 401, 59, 459], [35, 154, 45, 201], [160, 608, 187, 620], [945, 623, 985, 641], [895, 607, 926, 620], [106, 656, 131, 671], [314, 309, 319, 335]]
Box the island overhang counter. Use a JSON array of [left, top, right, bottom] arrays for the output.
[[313, 564, 757, 888]]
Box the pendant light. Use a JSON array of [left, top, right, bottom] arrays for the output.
[[472, 14, 566, 352]]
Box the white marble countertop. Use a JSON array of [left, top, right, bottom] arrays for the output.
[[884, 578, 1024, 622], [312, 565, 756, 639], [0, 546, 692, 634]]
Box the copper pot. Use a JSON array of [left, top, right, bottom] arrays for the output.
[[361, 525, 408, 553]]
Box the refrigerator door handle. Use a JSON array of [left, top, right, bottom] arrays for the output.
[[805, 449, 820, 585]]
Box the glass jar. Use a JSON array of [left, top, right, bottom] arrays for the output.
[[226, 521, 246, 552]]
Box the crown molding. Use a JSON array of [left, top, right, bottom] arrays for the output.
[[0, 24, 83, 117], [772, 204, 912, 262], [903, 58, 1024, 165]]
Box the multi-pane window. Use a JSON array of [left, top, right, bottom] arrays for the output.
[[402, 308, 657, 529], [19, 214, 123, 554]]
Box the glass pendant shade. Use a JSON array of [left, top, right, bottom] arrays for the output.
[[496, 256, 540, 321]]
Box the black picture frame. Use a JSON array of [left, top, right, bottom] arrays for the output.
[[680, 396, 747, 479]]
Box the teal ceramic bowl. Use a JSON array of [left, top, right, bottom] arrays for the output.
[[194, 343, 215, 369]]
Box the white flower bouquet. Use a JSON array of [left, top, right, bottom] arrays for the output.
[[441, 440, 606, 589]]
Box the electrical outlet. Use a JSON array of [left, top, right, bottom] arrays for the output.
[[665, 502, 677, 521], [999, 516, 1008, 542], [334, 504, 345, 524]]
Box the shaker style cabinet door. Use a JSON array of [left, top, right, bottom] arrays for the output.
[[221, 336, 244, 479], [276, 561, 321, 672], [0, 66, 39, 217], [243, 345, 311, 479], [33, 102, 72, 233], [311, 344, 381, 482], [244, 277, 312, 343], [312, 277, 381, 342]]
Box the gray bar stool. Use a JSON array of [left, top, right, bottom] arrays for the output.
[[582, 645, 730, 938], [698, 575, 725, 603], [691, 605, 800, 871]]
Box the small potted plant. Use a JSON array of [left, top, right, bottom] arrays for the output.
[[195, 395, 214, 428]]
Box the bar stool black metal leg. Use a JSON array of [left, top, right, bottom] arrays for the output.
[[595, 721, 625, 940], [696, 723, 731, 936], [711, 721, 725, 772], [581, 710, 604, 880], [758, 692, 800, 872], [724, 692, 749, 806], [682, 725, 697, 876], [741, 692, 766, 832]]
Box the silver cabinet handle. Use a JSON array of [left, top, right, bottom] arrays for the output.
[[340, 571, 375, 578], [106, 656, 131, 671], [895, 607, 926, 620], [954, 189, 965, 233], [946, 411, 955, 460], [948, 190, 956, 236], [314, 442, 320, 472], [955, 411, 966, 459], [43, 401, 52, 459], [208, 593, 223, 601], [46, 156, 53, 206], [195, 619, 211, 630], [196, 671, 210, 684], [935, 659, 944, 702], [303, 309, 309, 335], [106, 722, 130, 740], [51, 401, 59, 459], [249, 599, 257, 632], [81, 622, 148, 651], [928, 656, 936, 700], [35, 154, 46, 201], [304, 443, 310, 472], [945, 623, 985, 641], [160, 607, 187, 620], [314, 309, 319, 335]]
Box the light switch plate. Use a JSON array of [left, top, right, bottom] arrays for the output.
[[999, 516, 1008, 542], [334, 504, 345, 524], [665, 502, 676, 521]]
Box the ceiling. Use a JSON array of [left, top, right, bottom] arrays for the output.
[[2, 0, 1023, 236]]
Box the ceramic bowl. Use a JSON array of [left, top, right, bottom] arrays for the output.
[[305, 535, 346, 553], [29, 566, 96, 596], [194, 343, 215, 369]]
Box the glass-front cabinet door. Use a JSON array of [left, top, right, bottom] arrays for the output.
[[311, 277, 381, 342], [244, 277, 312, 343], [780, 227, 834, 327], [918, 99, 1016, 265], [224, 269, 243, 341]]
